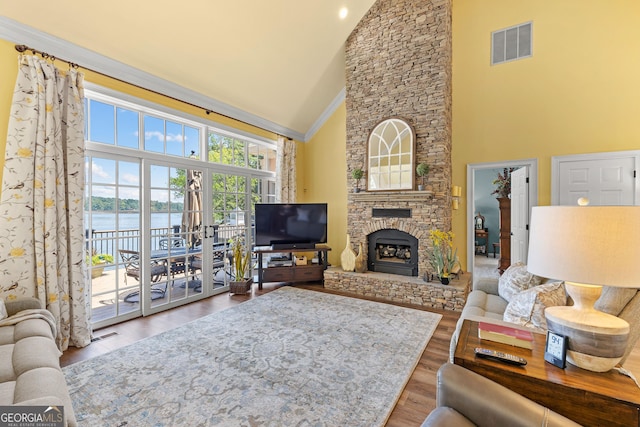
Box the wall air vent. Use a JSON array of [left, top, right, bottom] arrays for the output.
[[492, 22, 532, 65]]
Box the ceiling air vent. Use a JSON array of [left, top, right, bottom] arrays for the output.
[[492, 22, 532, 65]]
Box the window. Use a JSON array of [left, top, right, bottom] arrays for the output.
[[207, 131, 276, 172], [85, 89, 277, 167]]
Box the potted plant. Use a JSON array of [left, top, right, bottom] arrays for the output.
[[416, 162, 430, 191], [491, 167, 516, 199], [428, 229, 459, 284], [87, 250, 114, 278], [351, 168, 364, 193], [229, 236, 252, 294]]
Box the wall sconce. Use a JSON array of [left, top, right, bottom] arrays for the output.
[[452, 185, 462, 209]]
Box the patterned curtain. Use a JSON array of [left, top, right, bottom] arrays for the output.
[[275, 136, 297, 203], [0, 55, 91, 350]]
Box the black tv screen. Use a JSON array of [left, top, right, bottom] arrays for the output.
[[255, 203, 328, 249]]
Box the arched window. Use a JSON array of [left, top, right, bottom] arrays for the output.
[[367, 118, 415, 191]]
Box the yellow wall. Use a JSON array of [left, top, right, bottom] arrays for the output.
[[450, 0, 640, 268], [0, 39, 19, 179], [298, 103, 347, 266]]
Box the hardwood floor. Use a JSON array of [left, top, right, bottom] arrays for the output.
[[61, 282, 460, 426]]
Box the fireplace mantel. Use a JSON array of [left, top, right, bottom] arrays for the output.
[[350, 190, 444, 203]]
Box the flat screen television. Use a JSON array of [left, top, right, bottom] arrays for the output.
[[254, 203, 328, 249]]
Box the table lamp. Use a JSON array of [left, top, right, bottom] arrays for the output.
[[527, 205, 640, 372]]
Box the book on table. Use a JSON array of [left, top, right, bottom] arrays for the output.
[[478, 322, 534, 349]]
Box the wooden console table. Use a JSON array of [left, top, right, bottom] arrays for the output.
[[253, 245, 331, 290], [454, 319, 640, 426], [474, 229, 488, 256]]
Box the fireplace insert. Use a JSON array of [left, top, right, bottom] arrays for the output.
[[367, 229, 418, 276]]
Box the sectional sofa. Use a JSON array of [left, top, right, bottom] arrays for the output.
[[0, 298, 76, 426]]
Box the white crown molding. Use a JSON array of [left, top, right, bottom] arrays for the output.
[[0, 16, 306, 142], [305, 87, 345, 142]]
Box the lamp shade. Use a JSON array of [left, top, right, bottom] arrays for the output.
[[527, 206, 640, 288]]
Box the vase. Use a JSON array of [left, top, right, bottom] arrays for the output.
[[91, 261, 107, 278], [341, 234, 356, 272], [440, 276, 450, 285], [354, 242, 366, 273]]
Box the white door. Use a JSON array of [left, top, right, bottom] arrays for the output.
[[510, 167, 529, 264], [553, 153, 638, 206]]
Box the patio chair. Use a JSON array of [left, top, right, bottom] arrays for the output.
[[184, 245, 233, 291], [119, 249, 168, 302]]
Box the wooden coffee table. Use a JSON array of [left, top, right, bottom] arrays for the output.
[[454, 319, 640, 427]]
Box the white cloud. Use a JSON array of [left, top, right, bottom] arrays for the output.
[[145, 130, 164, 142], [118, 187, 139, 199], [92, 161, 110, 179], [167, 133, 184, 142], [144, 131, 184, 143], [121, 173, 139, 185]]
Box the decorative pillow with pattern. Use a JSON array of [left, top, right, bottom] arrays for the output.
[[498, 262, 542, 302], [503, 281, 567, 332]]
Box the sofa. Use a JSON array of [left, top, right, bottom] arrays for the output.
[[421, 363, 581, 427], [450, 263, 640, 366], [0, 298, 76, 427]]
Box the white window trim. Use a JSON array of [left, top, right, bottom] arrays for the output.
[[85, 83, 277, 153]]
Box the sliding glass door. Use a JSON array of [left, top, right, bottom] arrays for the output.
[[144, 162, 206, 314], [86, 155, 276, 327], [85, 154, 142, 328]]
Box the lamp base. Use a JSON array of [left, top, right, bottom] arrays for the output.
[[545, 282, 629, 372]]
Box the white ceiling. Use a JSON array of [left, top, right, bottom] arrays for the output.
[[0, 0, 377, 140]]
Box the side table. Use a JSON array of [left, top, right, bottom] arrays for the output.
[[454, 319, 640, 427]]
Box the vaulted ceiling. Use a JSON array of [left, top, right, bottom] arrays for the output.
[[0, 0, 377, 140]]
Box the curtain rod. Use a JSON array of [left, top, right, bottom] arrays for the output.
[[14, 44, 283, 138]]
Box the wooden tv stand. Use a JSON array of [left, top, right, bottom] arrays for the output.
[[253, 245, 331, 290]]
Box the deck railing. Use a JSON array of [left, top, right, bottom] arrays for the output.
[[87, 226, 178, 260], [86, 224, 247, 263]]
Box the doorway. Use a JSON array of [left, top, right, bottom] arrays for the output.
[[466, 159, 538, 276]]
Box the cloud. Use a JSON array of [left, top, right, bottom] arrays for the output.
[[118, 187, 139, 199], [92, 161, 110, 179], [144, 131, 185, 143], [121, 173, 139, 185], [145, 131, 164, 142]]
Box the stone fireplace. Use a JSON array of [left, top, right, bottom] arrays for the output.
[[342, 0, 453, 279], [324, 0, 471, 311]]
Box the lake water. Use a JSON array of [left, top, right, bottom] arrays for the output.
[[86, 212, 184, 231]]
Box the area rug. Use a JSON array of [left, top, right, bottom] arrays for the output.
[[63, 287, 442, 426]]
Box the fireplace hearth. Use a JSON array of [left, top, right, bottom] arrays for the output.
[[368, 229, 418, 276]]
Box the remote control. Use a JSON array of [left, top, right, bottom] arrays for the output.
[[474, 347, 527, 366]]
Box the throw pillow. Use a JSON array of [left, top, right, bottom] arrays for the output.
[[0, 300, 7, 320], [498, 262, 542, 302], [503, 281, 567, 332], [594, 286, 637, 316]]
